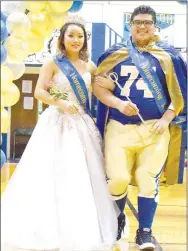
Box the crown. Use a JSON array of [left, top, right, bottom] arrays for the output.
[[64, 14, 86, 27]]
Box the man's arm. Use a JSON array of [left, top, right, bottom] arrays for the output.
[[93, 76, 139, 116]]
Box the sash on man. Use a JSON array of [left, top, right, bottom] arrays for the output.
[[95, 38, 187, 184]]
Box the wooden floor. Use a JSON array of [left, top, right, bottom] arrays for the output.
[[120, 169, 187, 251], [1, 163, 187, 251]]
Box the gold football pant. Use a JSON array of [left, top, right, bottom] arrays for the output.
[[104, 119, 170, 200]]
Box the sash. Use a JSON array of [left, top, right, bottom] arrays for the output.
[[95, 40, 187, 185], [125, 38, 186, 125], [53, 56, 91, 115]]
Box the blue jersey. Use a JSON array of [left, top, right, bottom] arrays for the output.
[[109, 53, 171, 125]]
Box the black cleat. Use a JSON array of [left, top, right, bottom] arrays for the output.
[[135, 228, 155, 250]]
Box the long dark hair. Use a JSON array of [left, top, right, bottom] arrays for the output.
[[57, 22, 88, 62]]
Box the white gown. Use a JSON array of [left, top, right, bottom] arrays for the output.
[[1, 71, 119, 251]]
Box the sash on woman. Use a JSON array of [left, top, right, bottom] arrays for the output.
[[53, 55, 91, 116]]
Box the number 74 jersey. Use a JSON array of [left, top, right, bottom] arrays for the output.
[[120, 64, 153, 98], [109, 57, 170, 124]]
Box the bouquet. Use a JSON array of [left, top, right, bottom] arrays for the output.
[[46, 82, 69, 101], [46, 82, 92, 132]]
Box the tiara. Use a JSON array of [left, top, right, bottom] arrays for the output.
[[64, 14, 86, 27]]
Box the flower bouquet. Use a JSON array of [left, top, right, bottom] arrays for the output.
[[46, 81, 92, 132]]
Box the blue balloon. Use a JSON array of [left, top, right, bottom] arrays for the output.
[[0, 12, 8, 23], [178, 0, 187, 4], [1, 21, 8, 42], [1, 150, 6, 168], [1, 44, 7, 64], [68, 1, 83, 13]]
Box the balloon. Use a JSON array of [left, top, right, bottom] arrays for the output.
[[26, 30, 45, 53], [68, 1, 83, 13], [1, 21, 8, 42], [1, 66, 14, 92], [1, 83, 20, 107], [28, 12, 53, 38], [6, 12, 31, 38], [1, 108, 10, 133], [24, 1, 47, 13], [1, 1, 26, 16], [179, 0, 187, 4], [4, 35, 29, 63], [1, 12, 8, 23], [49, 12, 68, 30], [1, 150, 6, 168], [47, 1, 73, 13], [1, 45, 7, 65], [5, 61, 25, 80]]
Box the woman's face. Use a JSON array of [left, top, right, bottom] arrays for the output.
[[63, 24, 85, 54]]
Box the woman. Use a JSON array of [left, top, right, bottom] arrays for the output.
[[1, 15, 118, 251]]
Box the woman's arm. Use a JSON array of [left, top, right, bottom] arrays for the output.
[[93, 72, 139, 116], [34, 59, 61, 106], [34, 59, 77, 113], [87, 60, 97, 89]]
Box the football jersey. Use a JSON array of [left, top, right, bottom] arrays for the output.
[[109, 52, 171, 125]]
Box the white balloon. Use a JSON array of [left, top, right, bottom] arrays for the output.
[[4, 35, 29, 63], [6, 12, 31, 38], [1, 1, 26, 16], [5, 61, 25, 80]]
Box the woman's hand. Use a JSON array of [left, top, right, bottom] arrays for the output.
[[95, 75, 115, 91], [57, 100, 78, 114]]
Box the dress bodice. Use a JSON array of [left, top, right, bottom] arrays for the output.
[[51, 71, 91, 111]]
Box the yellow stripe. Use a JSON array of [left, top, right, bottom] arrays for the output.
[[148, 45, 184, 115], [95, 47, 129, 75], [164, 125, 182, 184]]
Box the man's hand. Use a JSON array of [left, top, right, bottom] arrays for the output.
[[151, 109, 176, 134], [117, 100, 139, 116], [151, 118, 170, 134]]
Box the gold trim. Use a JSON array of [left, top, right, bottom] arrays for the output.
[[148, 45, 184, 115], [95, 43, 184, 115], [95, 47, 129, 75], [164, 125, 182, 184]]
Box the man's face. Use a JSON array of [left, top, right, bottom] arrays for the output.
[[130, 14, 156, 45]]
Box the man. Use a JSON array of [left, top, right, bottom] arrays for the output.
[[93, 5, 187, 250]]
